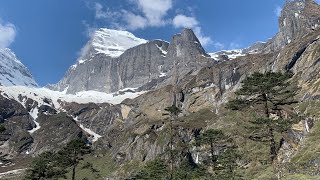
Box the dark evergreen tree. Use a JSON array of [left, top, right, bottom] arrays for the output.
[[128, 158, 168, 180], [163, 105, 182, 179], [24, 152, 67, 180], [172, 160, 210, 180], [197, 129, 225, 168], [216, 147, 242, 180], [227, 71, 298, 163], [58, 138, 91, 180]]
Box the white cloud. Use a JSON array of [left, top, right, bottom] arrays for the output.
[[274, 5, 282, 17], [93, 1, 172, 30], [229, 42, 241, 50], [94, 3, 122, 20], [213, 42, 225, 50], [135, 0, 172, 26], [90, 1, 212, 47], [173, 14, 198, 28], [172, 14, 212, 46], [123, 11, 148, 30], [0, 21, 16, 49]]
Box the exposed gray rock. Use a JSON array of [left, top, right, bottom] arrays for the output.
[[250, 0, 320, 53], [52, 28, 213, 94]]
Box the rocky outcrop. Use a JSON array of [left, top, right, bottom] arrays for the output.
[[255, 0, 320, 53]]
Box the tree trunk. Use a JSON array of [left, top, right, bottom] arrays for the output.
[[269, 127, 277, 162], [263, 94, 270, 118], [210, 141, 216, 166], [72, 150, 77, 180], [72, 163, 76, 180], [263, 94, 277, 162]]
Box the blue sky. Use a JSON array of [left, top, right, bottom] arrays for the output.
[[0, 0, 294, 86]]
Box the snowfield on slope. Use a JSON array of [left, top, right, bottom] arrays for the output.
[[209, 49, 246, 61], [0, 86, 146, 140], [72, 28, 148, 69], [0, 86, 146, 109], [0, 48, 38, 87]]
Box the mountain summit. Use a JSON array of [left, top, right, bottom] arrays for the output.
[[52, 28, 212, 94], [0, 48, 38, 87], [75, 28, 147, 66]]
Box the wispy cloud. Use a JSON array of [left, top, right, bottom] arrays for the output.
[[229, 42, 241, 50], [172, 14, 212, 46], [93, 0, 172, 30], [274, 5, 282, 17], [0, 20, 16, 49], [89, 1, 212, 47], [213, 42, 225, 50]]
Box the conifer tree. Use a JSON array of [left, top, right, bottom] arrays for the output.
[[163, 105, 182, 179], [58, 138, 91, 180], [227, 71, 298, 162], [24, 152, 67, 180]]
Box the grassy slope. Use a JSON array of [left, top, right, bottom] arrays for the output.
[[12, 101, 320, 180]]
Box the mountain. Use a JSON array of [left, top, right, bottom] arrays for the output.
[[247, 0, 320, 53], [50, 28, 149, 93], [0, 48, 37, 87], [1, 0, 320, 179], [51, 28, 213, 94]]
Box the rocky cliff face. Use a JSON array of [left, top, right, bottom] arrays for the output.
[[52, 28, 213, 94], [246, 0, 320, 53], [0, 48, 37, 87]]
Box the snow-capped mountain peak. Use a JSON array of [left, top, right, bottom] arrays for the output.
[[80, 28, 147, 60], [0, 48, 38, 87]]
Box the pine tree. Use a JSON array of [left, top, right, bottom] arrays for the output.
[[227, 71, 298, 163], [24, 152, 67, 180], [128, 158, 168, 180], [58, 138, 91, 180], [163, 105, 182, 179], [197, 129, 225, 168], [216, 146, 242, 180]]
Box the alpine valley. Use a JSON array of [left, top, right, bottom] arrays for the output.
[[1, 0, 320, 179]]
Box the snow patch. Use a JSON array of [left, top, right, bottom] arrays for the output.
[[209, 49, 245, 61], [0, 86, 147, 108], [79, 124, 102, 143], [73, 117, 102, 143], [28, 107, 41, 134], [155, 44, 167, 56], [159, 73, 167, 77]]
